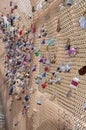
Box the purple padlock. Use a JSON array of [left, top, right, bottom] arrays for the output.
[[10, 1, 12, 6], [39, 57, 44, 63], [68, 48, 76, 57]]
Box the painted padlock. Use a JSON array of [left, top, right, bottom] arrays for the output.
[[70, 77, 80, 89]]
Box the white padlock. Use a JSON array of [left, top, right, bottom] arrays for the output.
[[70, 77, 80, 89]]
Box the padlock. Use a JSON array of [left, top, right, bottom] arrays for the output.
[[65, 0, 73, 6], [70, 77, 80, 89]]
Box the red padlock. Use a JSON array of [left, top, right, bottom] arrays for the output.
[[19, 29, 22, 36], [44, 66, 49, 72], [41, 82, 47, 89]]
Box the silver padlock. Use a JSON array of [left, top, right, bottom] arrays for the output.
[[65, 0, 73, 5]]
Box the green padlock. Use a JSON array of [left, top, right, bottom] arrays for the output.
[[35, 50, 40, 56]]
